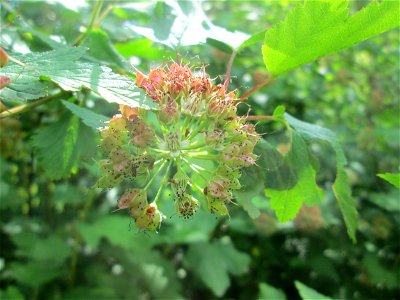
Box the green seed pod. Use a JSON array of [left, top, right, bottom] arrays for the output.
[[96, 174, 123, 189], [171, 168, 190, 199], [109, 115, 127, 131], [135, 203, 162, 232], [207, 197, 229, 215], [176, 194, 199, 219]]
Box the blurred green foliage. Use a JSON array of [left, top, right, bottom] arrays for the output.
[[0, 1, 399, 299]]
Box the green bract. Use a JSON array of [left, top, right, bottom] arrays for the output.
[[97, 63, 260, 232]]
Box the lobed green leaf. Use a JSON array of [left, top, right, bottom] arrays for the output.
[[258, 282, 287, 300], [263, 0, 400, 76], [284, 113, 357, 242], [266, 131, 322, 222], [185, 239, 250, 297], [62, 100, 109, 129], [0, 47, 157, 109], [295, 281, 332, 300], [31, 112, 96, 180], [377, 173, 400, 188]]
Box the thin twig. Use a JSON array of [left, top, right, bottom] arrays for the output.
[[94, 4, 113, 27], [239, 76, 274, 101], [245, 115, 275, 121], [223, 50, 237, 90], [0, 92, 69, 119], [73, 1, 104, 46]]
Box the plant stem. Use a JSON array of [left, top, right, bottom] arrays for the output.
[[239, 76, 274, 101], [182, 158, 209, 183], [144, 159, 167, 191], [187, 119, 207, 141], [94, 3, 113, 27], [73, 1, 104, 46], [185, 151, 218, 160], [224, 50, 238, 90], [0, 91, 69, 119], [245, 115, 275, 121], [154, 159, 172, 203], [183, 142, 207, 151]]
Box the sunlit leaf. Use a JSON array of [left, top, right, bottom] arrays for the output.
[[62, 100, 109, 129], [377, 173, 400, 188], [295, 281, 332, 300], [85, 28, 126, 68], [284, 113, 358, 242], [0, 47, 157, 109], [124, 1, 249, 50], [266, 132, 322, 222], [258, 282, 287, 300], [263, 0, 400, 76]]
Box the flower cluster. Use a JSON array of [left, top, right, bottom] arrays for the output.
[[98, 63, 260, 232]]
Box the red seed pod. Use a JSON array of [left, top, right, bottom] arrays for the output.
[[0, 76, 11, 89], [119, 104, 139, 121], [0, 48, 9, 67], [147, 69, 167, 93], [136, 70, 148, 88], [118, 189, 147, 210], [207, 178, 231, 199], [168, 63, 191, 95], [190, 73, 211, 94]]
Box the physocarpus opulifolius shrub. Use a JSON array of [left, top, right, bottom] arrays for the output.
[[97, 63, 260, 232]]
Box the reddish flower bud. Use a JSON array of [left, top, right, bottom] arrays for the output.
[[0, 48, 9, 67], [118, 189, 147, 210], [136, 70, 148, 88], [0, 76, 11, 89], [119, 104, 139, 121]]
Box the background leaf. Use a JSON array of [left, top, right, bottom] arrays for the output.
[[284, 113, 358, 242], [185, 239, 250, 297], [31, 112, 95, 180], [295, 281, 332, 300], [258, 282, 287, 300], [377, 173, 400, 188], [62, 100, 109, 129], [266, 131, 322, 222]]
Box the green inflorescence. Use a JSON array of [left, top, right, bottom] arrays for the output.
[[97, 63, 260, 232]]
